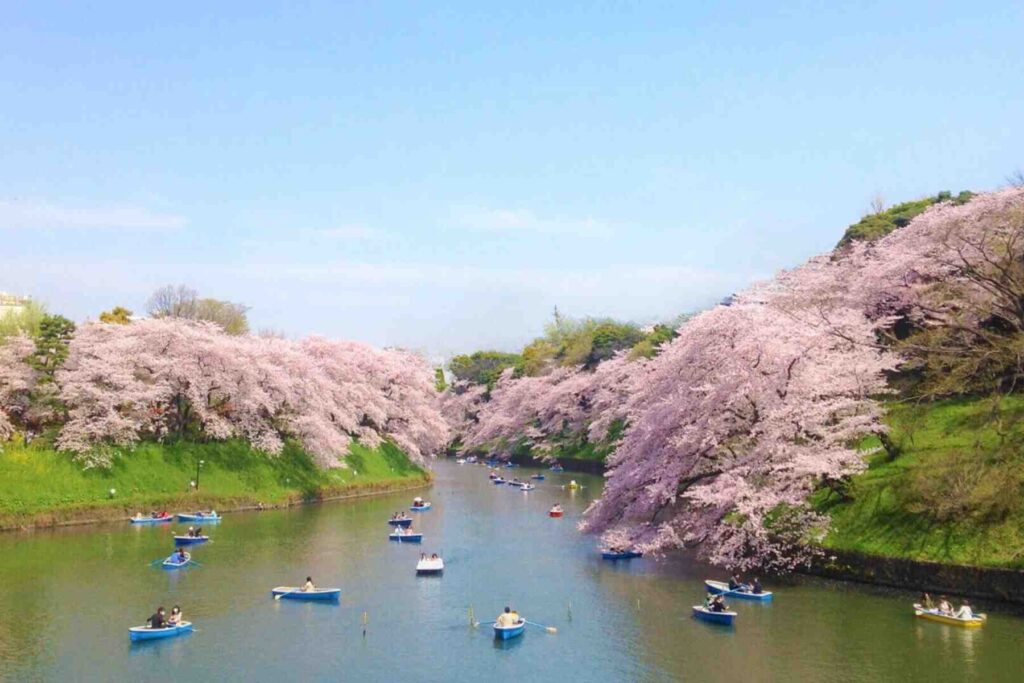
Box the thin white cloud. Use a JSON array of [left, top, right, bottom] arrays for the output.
[[450, 205, 612, 237], [315, 224, 382, 240], [0, 199, 187, 230]]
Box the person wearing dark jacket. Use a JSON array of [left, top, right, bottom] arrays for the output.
[[148, 607, 167, 628]]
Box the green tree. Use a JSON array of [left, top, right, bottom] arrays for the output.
[[448, 351, 522, 387], [98, 306, 133, 324], [434, 367, 448, 392], [30, 314, 76, 382]]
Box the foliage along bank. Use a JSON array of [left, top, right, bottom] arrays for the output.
[[0, 437, 429, 530]]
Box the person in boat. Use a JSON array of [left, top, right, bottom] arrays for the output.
[[194, 526, 203, 538], [551, 504, 562, 513], [937, 596, 953, 615], [147, 606, 167, 629], [751, 578, 763, 595], [167, 605, 183, 626], [728, 574, 743, 590], [174, 547, 188, 563], [431, 553, 439, 560], [496, 606, 517, 627], [303, 577, 316, 592], [710, 595, 729, 613], [954, 600, 974, 619], [186, 525, 196, 537], [919, 592, 935, 609]]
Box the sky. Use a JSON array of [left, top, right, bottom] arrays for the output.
[[2, 2, 1022, 359]]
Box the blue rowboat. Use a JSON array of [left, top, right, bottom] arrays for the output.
[[173, 535, 210, 546], [161, 552, 192, 570], [692, 605, 737, 625], [129, 622, 193, 642], [270, 587, 341, 602], [130, 515, 172, 525], [601, 550, 643, 560], [493, 478, 506, 485], [493, 621, 526, 640], [704, 580, 774, 601], [176, 513, 221, 523], [504, 462, 519, 469], [388, 518, 413, 527], [389, 531, 423, 543], [410, 502, 432, 511], [530, 474, 545, 481]]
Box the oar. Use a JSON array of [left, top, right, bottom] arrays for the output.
[[274, 588, 300, 601], [523, 619, 558, 634]]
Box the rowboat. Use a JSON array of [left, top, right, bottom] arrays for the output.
[[549, 507, 563, 518], [416, 557, 445, 575], [493, 620, 526, 640], [466, 456, 478, 463], [705, 580, 773, 601], [549, 465, 564, 472], [389, 530, 423, 543], [456, 458, 466, 464], [519, 483, 535, 491], [130, 514, 172, 525], [504, 462, 518, 469], [531, 474, 545, 481], [602, 550, 643, 560], [161, 552, 192, 570], [913, 604, 986, 628], [410, 502, 432, 512], [493, 478, 506, 485], [173, 535, 210, 546], [271, 587, 341, 602], [567, 480, 579, 490], [388, 518, 413, 527], [128, 622, 193, 642], [176, 513, 221, 523], [692, 606, 737, 625]]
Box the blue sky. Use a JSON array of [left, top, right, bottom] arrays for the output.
[[2, 2, 1022, 358]]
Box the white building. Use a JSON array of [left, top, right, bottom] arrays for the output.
[[0, 292, 30, 318]]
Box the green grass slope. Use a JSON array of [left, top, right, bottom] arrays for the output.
[[0, 439, 428, 528], [815, 399, 1024, 569]]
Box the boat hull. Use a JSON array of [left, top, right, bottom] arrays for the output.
[[173, 535, 209, 546], [704, 580, 773, 601], [602, 551, 643, 560], [531, 474, 545, 480], [410, 503, 432, 511], [415, 561, 445, 575], [692, 606, 736, 625], [129, 622, 193, 641], [130, 516, 172, 525], [271, 587, 341, 601], [389, 533, 423, 543], [493, 622, 526, 640], [161, 553, 191, 570], [549, 511, 563, 518], [176, 514, 221, 523], [913, 605, 985, 628], [387, 519, 413, 527]]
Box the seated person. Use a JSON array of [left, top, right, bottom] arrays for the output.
[[496, 607, 517, 627], [147, 606, 167, 629], [954, 600, 974, 619], [167, 605, 183, 626], [751, 578, 763, 594], [303, 577, 316, 592]]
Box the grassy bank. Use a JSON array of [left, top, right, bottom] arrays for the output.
[[0, 439, 430, 530], [815, 398, 1024, 569]]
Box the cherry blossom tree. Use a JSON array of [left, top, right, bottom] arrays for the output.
[[55, 319, 447, 468], [0, 334, 36, 441]]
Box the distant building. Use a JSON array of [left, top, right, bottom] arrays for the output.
[[0, 292, 30, 318]]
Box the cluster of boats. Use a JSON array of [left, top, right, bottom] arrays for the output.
[[130, 510, 222, 525]]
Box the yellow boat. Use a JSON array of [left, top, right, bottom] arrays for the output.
[[913, 604, 986, 628]]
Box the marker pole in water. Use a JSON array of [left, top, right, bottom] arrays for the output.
[[362, 611, 368, 638], [567, 600, 573, 621]]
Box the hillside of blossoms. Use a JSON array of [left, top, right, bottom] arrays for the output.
[[1, 319, 449, 470], [443, 187, 1024, 570]]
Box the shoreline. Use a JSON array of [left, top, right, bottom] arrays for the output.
[[806, 548, 1024, 605], [0, 475, 432, 533]]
